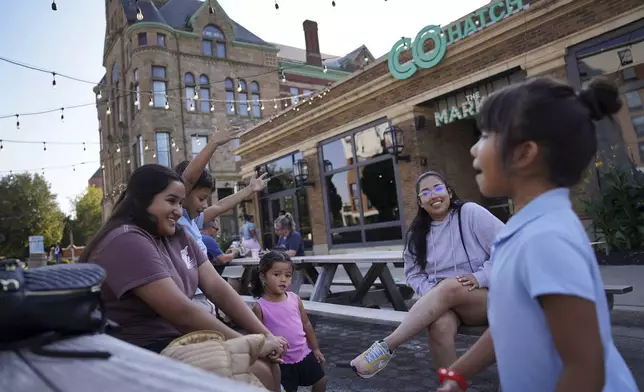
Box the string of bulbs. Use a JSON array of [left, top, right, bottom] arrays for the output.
[[0, 160, 99, 175], [273, 0, 388, 9]]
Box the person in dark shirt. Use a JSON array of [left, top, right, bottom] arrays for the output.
[[201, 220, 240, 269], [274, 213, 305, 257]]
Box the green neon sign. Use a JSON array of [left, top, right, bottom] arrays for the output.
[[388, 0, 525, 80]]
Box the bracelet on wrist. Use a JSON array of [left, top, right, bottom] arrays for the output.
[[438, 368, 468, 390]]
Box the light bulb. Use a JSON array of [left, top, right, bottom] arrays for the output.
[[237, 84, 242, 93], [189, 103, 195, 112], [210, 103, 215, 112], [261, 103, 265, 110], [127, 158, 131, 164], [43, 142, 47, 151], [144, 144, 149, 151], [153, 152, 157, 158], [247, 105, 251, 112], [164, 100, 169, 110], [230, 104, 235, 113], [275, 1, 279, 10], [15, 115, 19, 129], [116, 144, 121, 153], [51, 1, 57, 11], [134, 97, 139, 107], [106, 105, 111, 115], [97, 90, 102, 99], [60, 108, 65, 122], [83, 142, 86, 151], [136, 8, 144, 20], [323, 65, 328, 73], [52, 73, 57, 89], [274, 100, 278, 109], [193, 91, 199, 100], [148, 97, 153, 107]]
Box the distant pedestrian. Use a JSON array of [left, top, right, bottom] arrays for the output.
[[54, 243, 61, 264]]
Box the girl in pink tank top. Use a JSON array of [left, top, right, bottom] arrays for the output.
[[251, 251, 327, 392]]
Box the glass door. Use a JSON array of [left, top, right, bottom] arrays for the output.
[[260, 190, 299, 249]]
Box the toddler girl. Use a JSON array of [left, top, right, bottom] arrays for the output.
[[251, 251, 327, 392], [438, 77, 638, 391]]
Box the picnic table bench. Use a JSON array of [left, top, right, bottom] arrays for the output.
[[0, 334, 266, 392]]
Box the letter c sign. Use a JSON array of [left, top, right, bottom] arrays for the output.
[[387, 25, 447, 80]]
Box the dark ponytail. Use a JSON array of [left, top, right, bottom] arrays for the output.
[[250, 250, 293, 298]]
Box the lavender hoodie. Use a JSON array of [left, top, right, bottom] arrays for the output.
[[404, 202, 505, 296]]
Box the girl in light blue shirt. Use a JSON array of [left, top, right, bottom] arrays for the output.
[[437, 77, 638, 392]]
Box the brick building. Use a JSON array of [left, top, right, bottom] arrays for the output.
[[94, 0, 370, 232], [87, 168, 103, 190], [235, 0, 644, 255]]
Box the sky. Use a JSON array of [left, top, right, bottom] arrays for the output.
[[0, 0, 488, 215]]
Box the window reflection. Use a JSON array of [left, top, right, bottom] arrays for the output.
[[354, 122, 389, 161], [358, 160, 399, 224], [325, 170, 358, 228], [321, 136, 353, 171]]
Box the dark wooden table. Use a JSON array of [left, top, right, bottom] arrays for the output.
[[0, 334, 267, 392]]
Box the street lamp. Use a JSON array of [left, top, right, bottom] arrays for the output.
[[383, 125, 411, 163], [294, 159, 315, 187]]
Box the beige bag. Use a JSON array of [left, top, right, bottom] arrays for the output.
[[161, 330, 268, 390]]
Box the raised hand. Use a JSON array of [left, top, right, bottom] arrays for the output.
[[210, 126, 241, 146], [249, 172, 269, 192]]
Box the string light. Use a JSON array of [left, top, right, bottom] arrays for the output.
[[0, 160, 98, 175], [208, 0, 215, 14], [83, 142, 86, 151], [51, 1, 57, 11], [43, 142, 47, 152], [164, 98, 170, 110], [135, 0, 144, 20], [0, 141, 3, 150], [97, 90, 102, 99], [210, 103, 215, 112], [60, 107, 64, 122], [275, 0, 279, 10], [193, 90, 199, 100], [273, 100, 278, 109], [51, 72, 57, 89], [134, 95, 139, 107], [332, 1, 336, 6], [116, 144, 121, 153], [15, 114, 19, 129], [189, 102, 195, 112], [148, 97, 153, 107], [144, 143, 149, 151], [323, 65, 328, 73], [106, 104, 111, 115]]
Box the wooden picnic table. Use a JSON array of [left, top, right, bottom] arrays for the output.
[[0, 334, 266, 392], [228, 251, 411, 311]]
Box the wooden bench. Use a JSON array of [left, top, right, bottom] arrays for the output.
[[241, 296, 488, 337], [605, 284, 633, 310]]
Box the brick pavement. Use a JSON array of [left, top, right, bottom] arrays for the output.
[[294, 318, 644, 392]]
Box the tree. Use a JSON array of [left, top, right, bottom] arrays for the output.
[[72, 185, 103, 245], [0, 173, 64, 258]]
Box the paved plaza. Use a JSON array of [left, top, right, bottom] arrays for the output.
[[296, 319, 644, 392]]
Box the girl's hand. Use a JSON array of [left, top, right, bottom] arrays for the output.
[[313, 349, 326, 367], [456, 274, 479, 291], [262, 335, 287, 363], [437, 380, 465, 392]]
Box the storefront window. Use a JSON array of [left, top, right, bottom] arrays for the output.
[[321, 119, 404, 247], [256, 152, 311, 250]]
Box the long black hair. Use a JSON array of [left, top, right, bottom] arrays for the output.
[[79, 164, 184, 263], [477, 76, 621, 187], [405, 171, 464, 271], [250, 250, 293, 298]]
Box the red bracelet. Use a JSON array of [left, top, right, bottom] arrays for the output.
[[438, 368, 468, 390]]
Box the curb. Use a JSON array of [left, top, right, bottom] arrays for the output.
[[611, 305, 644, 328]]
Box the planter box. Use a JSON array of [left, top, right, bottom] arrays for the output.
[[595, 250, 644, 266]]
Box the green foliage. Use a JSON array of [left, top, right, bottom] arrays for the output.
[[0, 173, 64, 257], [583, 168, 644, 253], [72, 185, 103, 245]]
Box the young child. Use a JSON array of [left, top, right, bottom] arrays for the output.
[[251, 251, 327, 392], [437, 77, 638, 392]]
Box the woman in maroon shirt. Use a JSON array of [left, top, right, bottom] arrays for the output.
[[80, 164, 286, 391]]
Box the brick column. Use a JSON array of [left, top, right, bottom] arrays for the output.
[[300, 144, 328, 254]]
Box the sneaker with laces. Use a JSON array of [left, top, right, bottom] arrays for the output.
[[350, 340, 394, 378]]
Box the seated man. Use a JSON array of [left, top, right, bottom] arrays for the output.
[[201, 220, 242, 294]]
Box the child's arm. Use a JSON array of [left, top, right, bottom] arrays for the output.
[[251, 303, 263, 323], [182, 127, 239, 191], [201, 173, 269, 223], [540, 294, 604, 392], [297, 295, 325, 366]]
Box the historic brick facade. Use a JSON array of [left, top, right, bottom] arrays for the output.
[[236, 0, 644, 254]]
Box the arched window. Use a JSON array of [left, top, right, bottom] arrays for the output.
[[202, 25, 226, 58], [225, 78, 235, 115], [111, 63, 121, 126], [199, 75, 211, 113], [184, 73, 196, 112], [250, 81, 261, 118], [238, 80, 248, 117]]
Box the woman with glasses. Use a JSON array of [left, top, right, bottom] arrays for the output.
[[350, 171, 504, 379]]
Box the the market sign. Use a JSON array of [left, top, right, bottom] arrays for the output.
[[435, 92, 484, 127], [388, 0, 526, 80]]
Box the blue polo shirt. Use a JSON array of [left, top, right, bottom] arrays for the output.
[[488, 188, 637, 391], [177, 209, 206, 295]]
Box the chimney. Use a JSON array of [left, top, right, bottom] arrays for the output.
[[303, 20, 322, 67]]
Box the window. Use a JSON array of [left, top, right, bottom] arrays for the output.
[[320, 119, 403, 246], [155, 131, 171, 167], [191, 135, 209, 169], [233, 138, 241, 162], [623, 67, 637, 81], [225, 78, 235, 115], [199, 75, 211, 113], [184, 73, 196, 112], [152, 66, 167, 108], [626, 91, 643, 110], [639, 141, 644, 158], [111, 63, 121, 127], [137, 32, 147, 46], [633, 116, 644, 138], [256, 152, 312, 250], [290, 87, 300, 105], [251, 81, 262, 117], [238, 80, 249, 116], [132, 68, 140, 118], [135, 135, 144, 167], [303, 89, 313, 96], [156, 33, 166, 47], [99, 128, 103, 150], [203, 25, 226, 58]]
